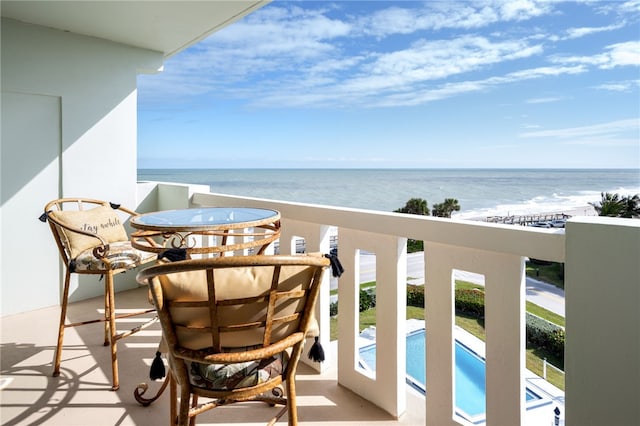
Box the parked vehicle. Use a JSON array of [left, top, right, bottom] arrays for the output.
[[530, 221, 552, 228]]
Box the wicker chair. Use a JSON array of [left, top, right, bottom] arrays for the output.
[[41, 198, 157, 390], [136, 254, 330, 426]]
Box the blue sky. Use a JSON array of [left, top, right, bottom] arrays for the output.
[[137, 0, 640, 169]]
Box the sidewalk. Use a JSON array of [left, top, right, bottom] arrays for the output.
[[454, 269, 565, 317]]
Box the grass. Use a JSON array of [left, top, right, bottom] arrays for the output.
[[526, 261, 565, 289]]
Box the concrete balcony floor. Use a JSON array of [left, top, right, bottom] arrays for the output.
[[1, 286, 425, 426]]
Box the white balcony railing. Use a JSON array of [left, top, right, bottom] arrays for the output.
[[138, 181, 640, 426]]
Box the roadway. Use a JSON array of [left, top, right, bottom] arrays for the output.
[[330, 252, 565, 316]]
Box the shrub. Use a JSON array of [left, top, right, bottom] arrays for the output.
[[526, 313, 565, 360], [454, 288, 485, 317], [407, 285, 424, 307], [407, 239, 424, 253], [359, 289, 376, 312], [329, 301, 338, 317]]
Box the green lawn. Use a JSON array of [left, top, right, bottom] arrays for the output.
[[526, 261, 565, 289]]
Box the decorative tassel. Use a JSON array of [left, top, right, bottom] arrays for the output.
[[38, 212, 49, 222], [109, 202, 121, 210], [159, 248, 188, 262], [308, 336, 325, 363], [324, 253, 344, 277], [150, 351, 166, 380]]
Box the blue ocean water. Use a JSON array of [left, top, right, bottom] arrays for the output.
[[138, 168, 639, 219]]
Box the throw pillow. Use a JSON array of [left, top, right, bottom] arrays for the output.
[[49, 205, 128, 258]]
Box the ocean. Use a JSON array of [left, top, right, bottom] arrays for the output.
[[137, 169, 639, 219]]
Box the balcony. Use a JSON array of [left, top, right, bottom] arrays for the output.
[[1, 181, 638, 426]]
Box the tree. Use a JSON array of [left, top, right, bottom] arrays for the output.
[[621, 194, 640, 218], [432, 198, 461, 218], [394, 198, 429, 253], [590, 192, 640, 218], [394, 197, 429, 216]]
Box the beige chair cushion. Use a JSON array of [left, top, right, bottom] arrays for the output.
[[186, 348, 288, 391], [74, 241, 156, 272], [158, 265, 317, 350], [49, 205, 129, 258]]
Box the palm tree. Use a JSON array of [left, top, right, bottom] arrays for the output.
[[432, 198, 461, 218], [590, 192, 640, 218], [621, 194, 640, 218], [394, 198, 429, 216], [394, 198, 429, 253]]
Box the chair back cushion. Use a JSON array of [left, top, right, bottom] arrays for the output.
[[48, 205, 129, 258], [157, 263, 318, 351]]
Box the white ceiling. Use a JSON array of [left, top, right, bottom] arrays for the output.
[[1, 1, 268, 57]]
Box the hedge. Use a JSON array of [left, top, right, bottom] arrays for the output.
[[526, 312, 565, 360]]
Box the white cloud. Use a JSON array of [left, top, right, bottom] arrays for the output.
[[594, 80, 640, 92], [564, 22, 626, 39], [358, 0, 553, 37], [551, 40, 640, 68], [526, 97, 564, 104], [138, 1, 638, 110], [520, 119, 640, 140]]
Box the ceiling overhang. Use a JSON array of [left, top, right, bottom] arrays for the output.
[[1, 1, 269, 58]]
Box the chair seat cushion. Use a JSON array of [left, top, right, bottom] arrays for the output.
[[187, 350, 287, 391], [74, 241, 155, 271]]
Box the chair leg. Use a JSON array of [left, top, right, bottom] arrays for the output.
[[52, 269, 72, 377], [105, 272, 119, 391], [189, 395, 198, 426], [170, 373, 177, 426], [103, 282, 111, 346], [178, 384, 192, 426], [286, 379, 298, 426]]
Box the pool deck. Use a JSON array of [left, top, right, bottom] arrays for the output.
[[358, 319, 566, 426]]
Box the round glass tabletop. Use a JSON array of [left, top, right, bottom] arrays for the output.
[[130, 207, 280, 231]]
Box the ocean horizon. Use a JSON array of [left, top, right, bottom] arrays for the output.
[[138, 168, 640, 219]]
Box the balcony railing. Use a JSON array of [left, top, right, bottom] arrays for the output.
[[138, 181, 640, 426]]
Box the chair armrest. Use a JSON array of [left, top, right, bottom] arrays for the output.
[[175, 332, 306, 364]]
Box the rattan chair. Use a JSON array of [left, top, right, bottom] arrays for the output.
[[136, 254, 330, 426], [41, 198, 157, 390]]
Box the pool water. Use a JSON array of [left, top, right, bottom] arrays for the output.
[[359, 329, 541, 419]]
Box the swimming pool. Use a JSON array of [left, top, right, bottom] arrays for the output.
[[359, 329, 542, 422]]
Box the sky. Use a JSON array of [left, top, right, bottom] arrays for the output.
[[137, 0, 640, 169]]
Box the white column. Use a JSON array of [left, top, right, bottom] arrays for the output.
[[565, 217, 640, 425], [337, 228, 407, 418]]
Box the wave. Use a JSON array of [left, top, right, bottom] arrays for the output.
[[453, 186, 640, 219]]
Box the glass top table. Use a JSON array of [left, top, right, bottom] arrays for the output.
[[130, 207, 280, 256]]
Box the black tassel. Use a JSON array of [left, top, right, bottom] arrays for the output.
[[159, 248, 188, 262], [324, 253, 344, 277], [69, 260, 77, 273], [38, 212, 49, 222], [308, 336, 325, 362], [109, 202, 121, 210], [150, 351, 166, 380]]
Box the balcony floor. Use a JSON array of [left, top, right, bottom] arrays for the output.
[[1, 286, 426, 426]]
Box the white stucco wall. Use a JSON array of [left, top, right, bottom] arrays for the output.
[[1, 18, 163, 316]]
